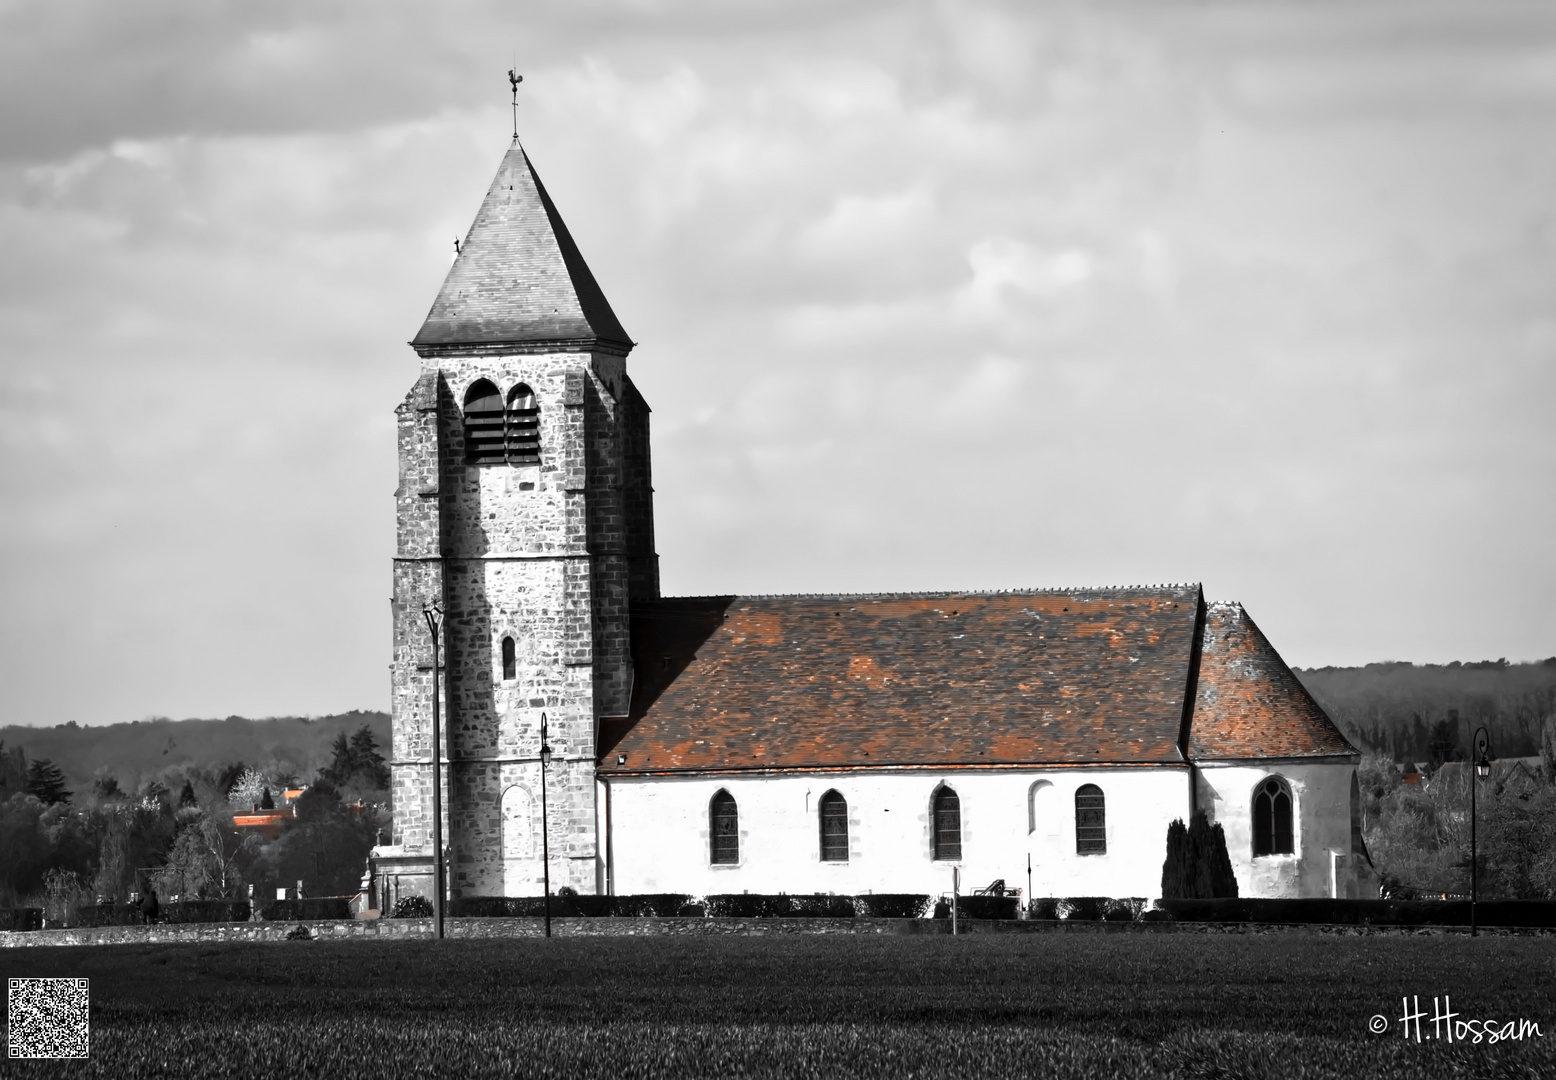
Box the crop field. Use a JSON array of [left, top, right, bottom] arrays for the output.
[[3, 931, 1553, 1078]]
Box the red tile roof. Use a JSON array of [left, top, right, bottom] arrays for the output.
[[1185, 603, 1356, 761], [600, 588, 1205, 775], [411, 142, 630, 352]]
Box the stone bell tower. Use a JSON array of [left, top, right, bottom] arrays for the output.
[[386, 138, 657, 900]]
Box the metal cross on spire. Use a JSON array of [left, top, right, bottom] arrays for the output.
[[508, 68, 523, 140]]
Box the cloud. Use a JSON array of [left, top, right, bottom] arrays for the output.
[[1, 0, 1554, 724]]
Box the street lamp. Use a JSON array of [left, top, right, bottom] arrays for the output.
[[422, 600, 446, 941], [1470, 725, 1492, 938], [539, 711, 552, 939]]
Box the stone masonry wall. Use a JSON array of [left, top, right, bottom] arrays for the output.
[[391, 372, 449, 853], [392, 346, 645, 900]]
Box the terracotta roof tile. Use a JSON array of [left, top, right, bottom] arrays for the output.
[[601, 588, 1204, 774], [411, 141, 630, 351], [1187, 602, 1356, 761]]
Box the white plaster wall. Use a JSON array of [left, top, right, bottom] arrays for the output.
[[607, 768, 1193, 900], [1196, 761, 1358, 899]]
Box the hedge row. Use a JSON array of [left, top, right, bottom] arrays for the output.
[[1025, 897, 1147, 922], [258, 898, 353, 922], [450, 894, 944, 919], [68, 898, 355, 927], [0, 908, 42, 931], [73, 901, 254, 927], [1158, 898, 1556, 927], [450, 894, 696, 918]]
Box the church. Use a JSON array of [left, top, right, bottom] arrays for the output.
[[367, 135, 1369, 911]]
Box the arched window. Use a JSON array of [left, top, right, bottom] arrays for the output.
[[501, 636, 516, 681], [501, 786, 533, 860], [932, 786, 961, 861], [505, 383, 540, 463], [463, 380, 506, 465], [1253, 777, 1294, 856], [1075, 784, 1106, 854], [1028, 779, 1054, 835], [819, 790, 848, 862], [710, 790, 739, 865]]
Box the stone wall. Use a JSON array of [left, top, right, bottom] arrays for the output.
[[7, 917, 1546, 949], [388, 344, 652, 902]]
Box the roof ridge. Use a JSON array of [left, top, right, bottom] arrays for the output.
[[649, 584, 1202, 602]]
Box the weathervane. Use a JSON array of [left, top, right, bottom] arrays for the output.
[[508, 68, 523, 140]]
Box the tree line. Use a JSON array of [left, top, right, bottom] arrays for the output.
[[1295, 658, 1556, 765], [0, 725, 389, 913]]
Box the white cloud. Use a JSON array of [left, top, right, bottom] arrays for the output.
[[1, 0, 1554, 724]]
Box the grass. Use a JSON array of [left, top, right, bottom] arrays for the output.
[[3, 931, 1553, 1078]]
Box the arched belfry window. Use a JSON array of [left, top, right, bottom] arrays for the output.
[[1075, 784, 1106, 854], [1253, 777, 1294, 856], [500, 636, 516, 681], [819, 790, 848, 862], [710, 790, 739, 865], [463, 380, 506, 465], [932, 786, 961, 861], [505, 384, 540, 464]]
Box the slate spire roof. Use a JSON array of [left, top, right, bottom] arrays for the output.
[[411, 140, 631, 352]]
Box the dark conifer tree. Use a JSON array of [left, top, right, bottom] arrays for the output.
[[1202, 816, 1239, 898], [320, 733, 353, 787], [1161, 818, 1194, 899], [25, 758, 71, 805], [347, 725, 390, 790], [260, 787, 275, 810]]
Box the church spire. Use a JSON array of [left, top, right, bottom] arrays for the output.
[[411, 142, 632, 353]]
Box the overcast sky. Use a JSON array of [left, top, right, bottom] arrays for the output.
[[1, 1, 1552, 726]]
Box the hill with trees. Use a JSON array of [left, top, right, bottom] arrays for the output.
[[1294, 659, 1556, 765], [0, 711, 388, 803]]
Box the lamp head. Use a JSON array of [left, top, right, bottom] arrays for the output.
[[1476, 754, 1491, 779], [540, 743, 552, 766]]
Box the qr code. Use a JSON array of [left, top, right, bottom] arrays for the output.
[[8, 978, 89, 1058]]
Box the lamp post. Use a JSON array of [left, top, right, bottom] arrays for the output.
[[422, 601, 446, 941], [1470, 725, 1492, 937], [539, 711, 552, 939]]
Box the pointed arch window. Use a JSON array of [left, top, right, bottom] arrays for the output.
[[463, 380, 506, 465], [710, 790, 739, 865], [932, 786, 961, 861], [1253, 777, 1294, 856], [505, 383, 540, 464], [1075, 784, 1106, 854], [501, 636, 516, 681], [819, 790, 848, 862]]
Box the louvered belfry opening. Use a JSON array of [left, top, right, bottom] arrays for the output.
[[505, 383, 540, 464], [462, 380, 506, 465], [819, 790, 849, 862]]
